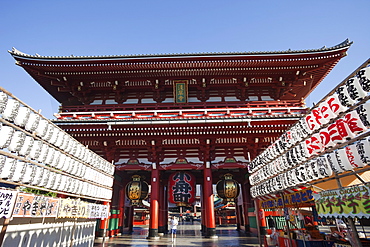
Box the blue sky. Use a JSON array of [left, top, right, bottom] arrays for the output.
[[1, 1, 369, 119]]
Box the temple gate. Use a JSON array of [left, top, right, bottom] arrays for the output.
[[9, 40, 351, 238]]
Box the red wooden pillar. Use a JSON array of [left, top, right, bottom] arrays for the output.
[[158, 177, 166, 234], [200, 183, 206, 235], [148, 168, 160, 239], [241, 182, 251, 233], [164, 184, 169, 234], [118, 182, 127, 235], [203, 166, 217, 238]]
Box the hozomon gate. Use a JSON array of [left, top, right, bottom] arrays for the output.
[[9, 40, 351, 239]]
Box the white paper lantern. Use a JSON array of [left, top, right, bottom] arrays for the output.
[[45, 171, 56, 189], [29, 140, 43, 160], [7, 131, 26, 153], [356, 102, 370, 128], [11, 160, 26, 182], [60, 135, 70, 151], [2, 98, 20, 122], [31, 166, 44, 186], [355, 138, 370, 165], [68, 178, 76, 193], [346, 76, 368, 101], [304, 162, 315, 182], [58, 174, 67, 191], [51, 173, 62, 190], [14, 106, 31, 127], [335, 111, 367, 140], [62, 156, 72, 172], [336, 85, 356, 107], [0, 92, 8, 114], [54, 131, 63, 148], [316, 156, 333, 178], [43, 124, 54, 142], [56, 153, 66, 170], [18, 135, 34, 157], [40, 168, 50, 187], [79, 164, 87, 177], [321, 95, 343, 120], [49, 127, 59, 145], [51, 150, 61, 168], [0, 155, 6, 170], [335, 149, 354, 171], [37, 143, 49, 163], [294, 165, 307, 185], [69, 160, 79, 175], [346, 144, 366, 169], [66, 159, 76, 174], [0, 126, 14, 149], [319, 127, 336, 149], [304, 133, 324, 157], [44, 147, 55, 166], [25, 112, 40, 132], [22, 164, 35, 184], [35, 119, 49, 138], [0, 157, 16, 179], [66, 177, 74, 193], [357, 66, 370, 92], [75, 163, 82, 177]]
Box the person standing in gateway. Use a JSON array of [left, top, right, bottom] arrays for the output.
[[170, 216, 179, 241]]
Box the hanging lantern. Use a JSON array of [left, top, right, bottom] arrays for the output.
[[126, 175, 149, 205], [25, 112, 40, 132], [14, 106, 31, 127], [357, 66, 370, 92], [336, 85, 356, 107], [346, 76, 368, 101], [168, 171, 196, 206], [2, 98, 20, 122], [216, 173, 240, 202], [0, 92, 8, 114]]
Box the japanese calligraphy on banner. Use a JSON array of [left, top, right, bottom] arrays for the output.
[[173, 80, 188, 104], [168, 171, 196, 206], [313, 184, 370, 218], [0, 189, 17, 218], [12, 193, 59, 217], [260, 188, 314, 209], [88, 203, 110, 219], [58, 198, 89, 218]]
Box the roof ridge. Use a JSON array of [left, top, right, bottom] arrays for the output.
[[9, 39, 352, 59]]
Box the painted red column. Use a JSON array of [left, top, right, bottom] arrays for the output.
[[158, 177, 165, 234], [200, 183, 206, 235], [203, 166, 217, 238], [148, 168, 160, 239], [118, 182, 126, 235], [164, 184, 169, 234], [241, 182, 251, 233]]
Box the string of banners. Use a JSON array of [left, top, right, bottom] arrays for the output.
[[313, 184, 370, 219], [249, 65, 370, 198], [0, 189, 109, 219]]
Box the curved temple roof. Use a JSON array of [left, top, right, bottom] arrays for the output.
[[9, 39, 351, 60], [8, 40, 352, 106]]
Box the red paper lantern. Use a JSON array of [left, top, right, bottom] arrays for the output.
[[168, 171, 196, 206]]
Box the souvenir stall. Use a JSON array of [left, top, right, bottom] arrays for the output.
[[0, 87, 115, 246], [249, 59, 370, 247]]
